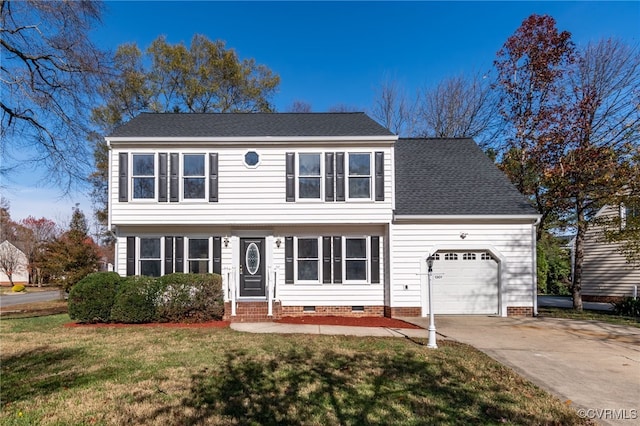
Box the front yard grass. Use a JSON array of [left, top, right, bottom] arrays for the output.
[[0, 314, 589, 425], [538, 306, 639, 328]]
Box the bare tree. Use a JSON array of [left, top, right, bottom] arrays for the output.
[[417, 72, 502, 146], [1, 0, 109, 192], [370, 78, 418, 136], [0, 241, 25, 286], [288, 100, 312, 112]]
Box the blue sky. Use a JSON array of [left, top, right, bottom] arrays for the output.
[[6, 0, 640, 227]]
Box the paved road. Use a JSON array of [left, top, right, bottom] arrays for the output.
[[538, 295, 613, 311], [0, 290, 63, 308], [401, 315, 639, 426]]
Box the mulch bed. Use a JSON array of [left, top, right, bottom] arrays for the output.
[[65, 321, 230, 329], [277, 316, 423, 329]]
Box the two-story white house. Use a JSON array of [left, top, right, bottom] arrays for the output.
[[107, 112, 540, 321]]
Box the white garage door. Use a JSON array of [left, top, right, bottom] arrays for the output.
[[431, 251, 498, 314]]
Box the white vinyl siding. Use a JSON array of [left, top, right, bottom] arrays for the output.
[[110, 145, 394, 225], [390, 222, 536, 317]]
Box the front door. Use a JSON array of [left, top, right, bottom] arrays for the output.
[[239, 237, 265, 298]]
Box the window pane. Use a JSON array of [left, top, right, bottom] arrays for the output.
[[184, 178, 205, 199], [184, 154, 204, 176], [133, 177, 155, 199], [189, 239, 209, 259], [346, 260, 367, 280], [299, 154, 320, 175], [349, 177, 370, 198], [140, 260, 161, 277], [299, 177, 320, 198], [133, 154, 154, 176], [298, 238, 318, 258], [140, 238, 161, 258], [189, 260, 208, 274], [346, 238, 367, 258], [298, 260, 318, 281], [349, 154, 370, 175]]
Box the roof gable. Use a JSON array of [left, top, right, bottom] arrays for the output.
[[108, 112, 395, 138], [394, 138, 537, 216]]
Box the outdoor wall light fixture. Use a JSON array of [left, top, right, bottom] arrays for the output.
[[275, 238, 282, 248], [223, 236, 229, 248], [460, 232, 468, 239]]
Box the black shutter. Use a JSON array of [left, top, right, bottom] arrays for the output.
[[159, 153, 168, 202], [332, 236, 342, 283], [119, 152, 128, 202], [126, 236, 135, 276], [164, 236, 174, 274], [325, 153, 334, 202], [213, 236, 222, 274], [375, 152, 384, 201], [175, 237, 184, 272], [286, 152, 295, 202], [335, 152, 345, 201], [371, 236, 380, 284], [209, 153, 218, 202], [170, 153, 179, 202], [285, 236, 294, 283], [322, 237, 332, 283]]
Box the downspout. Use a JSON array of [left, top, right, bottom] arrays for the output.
[[532, 216, 541, 316]]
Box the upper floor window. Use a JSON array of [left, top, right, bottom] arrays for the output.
[[348, 153, 371, 199], [132, 154, 155, 199], [298, 153, 321, 199], [183, 154, 205, 199]]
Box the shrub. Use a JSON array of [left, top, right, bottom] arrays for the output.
[[110, 276, 161, 323], [611, 297, 640, 317], [156, 273, 224, 322], [11, 284, 25, 293], [68, 272, 122, 323]]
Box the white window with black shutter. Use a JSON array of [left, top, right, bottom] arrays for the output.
[[132, 153, 156, 200], [347, 153, 371, 200], [182, 154, 206, 200], [284, 235, 381, 285], [139, 237, 162, 277], [297, 153, 322, 200]]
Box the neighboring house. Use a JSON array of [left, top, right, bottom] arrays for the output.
[[0, 240, 29, 286], [106, 113, 540, 321], [580, 204, 640, 302]]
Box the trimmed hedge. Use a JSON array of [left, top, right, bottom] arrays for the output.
[[611, 297, 640, 317], [11, 284, 25, 293], [110, 276, 161, 323], [68, 272, 122, 323], [156, 273, 224, 322]]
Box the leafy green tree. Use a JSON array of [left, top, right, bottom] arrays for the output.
[[90, 34, 280, 236]]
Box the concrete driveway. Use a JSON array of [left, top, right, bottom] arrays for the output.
[[402, 315, 639, 426]]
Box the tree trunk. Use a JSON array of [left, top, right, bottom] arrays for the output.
[[572, 205, 586, 311]]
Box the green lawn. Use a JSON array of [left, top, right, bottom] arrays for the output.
[[0, 314, 590, 425]]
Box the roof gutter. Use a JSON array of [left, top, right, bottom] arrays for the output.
[[105, 135, 399, 144], [393, 214, 542, 224]]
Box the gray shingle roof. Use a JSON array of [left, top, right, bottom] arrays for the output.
[[395, 138, 537, 216], [108, 112, 395, 138]]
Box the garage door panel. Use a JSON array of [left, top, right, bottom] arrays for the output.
[[431, 252, 498, 315]]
